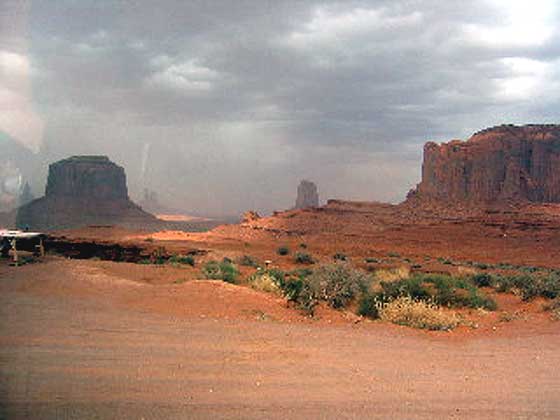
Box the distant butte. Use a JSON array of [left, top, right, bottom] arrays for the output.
[[407, 124, 560, 205], [295, 180, 319, 209], [16, 156, 158, 230]]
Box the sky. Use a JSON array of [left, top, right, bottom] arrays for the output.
[[1, 0, 560, 216]]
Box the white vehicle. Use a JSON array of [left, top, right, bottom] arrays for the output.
[[0, 229, 46, 264]]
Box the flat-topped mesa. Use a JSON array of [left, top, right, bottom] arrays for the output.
[[295, 180, 319, 209], [16, 156, 157, 230], [409, 124, 560, 204], [46, 156, 128, 199]]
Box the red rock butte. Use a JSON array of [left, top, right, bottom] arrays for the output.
[[408, 124, 560, 204], [295, 180, 319, 209], [16, 156, 157, 230]]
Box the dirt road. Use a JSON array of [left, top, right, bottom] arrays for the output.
[[1, 259, 559, 419]]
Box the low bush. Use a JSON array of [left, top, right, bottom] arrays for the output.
[[358, 293, 381, 319], [375, 273, 497, 310], [490, 273, 560, 301], [248, 271, 282, 294], [304, 263, 370, 309], [202, 259, 239, 283], [365, 257, 379, 264], [496, 262, 515, 270], [279, 263, 370, 315], [387, 252, 401, 258], [238, 255, 259, 267], [138, 255, 166, 265], [543, 297, 560, 320], [378, 297, 459, 331], [168, 254, 195, 266], [470, 273, 495, 287], [513, 273, 560, 300], [295, 252, 314, 264], [277, 246, 290, 256], [333, 253, 347, 261], [492, 274, 518, 293], [473, 262, 489, 270], [288, 267, 314, 278], [520, 266, 541, 274]]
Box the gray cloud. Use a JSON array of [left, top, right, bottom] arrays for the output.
[[2, 0, 559, 215]]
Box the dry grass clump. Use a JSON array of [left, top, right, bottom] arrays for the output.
[[249, 272, 282, 294], [374, 266, 410, 283], [457, 266, 477, 276], [378, 297, 459, 331], [543, 297, 560, 321]]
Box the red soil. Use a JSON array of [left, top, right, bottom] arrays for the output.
[[2, 200, 560, 418]]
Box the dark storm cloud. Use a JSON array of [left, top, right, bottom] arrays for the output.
[[3, 0, 559, 214]]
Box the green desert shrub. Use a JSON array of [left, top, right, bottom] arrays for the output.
[[202, 259, 239, 283], [492, 274, 518, 293], [168, 254, 195, 266], [470, 273, 495, 287], [280, 263, 370, 315], [358, 293, 381, 319], [304, 263, 370, 309], [333, 253, 347, 261], [473, 262, 489, 270], [508, 273, 560, 300], [288, 267, 314, 278], [496, 262, 515, 270], [274, 268, 317, 314], [238, 255, 259, 267], [374, 273, 496, 311], [295, 252, 314, 265], [520, 266, 541, 274], [277, 246, 290, 256], [488, 273, 560, 301], [543, 297, 560, 320]]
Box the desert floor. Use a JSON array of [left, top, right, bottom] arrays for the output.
[[1, 257, 559, 419]]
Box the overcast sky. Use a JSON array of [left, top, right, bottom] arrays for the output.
[[1, 0, 559, 216]]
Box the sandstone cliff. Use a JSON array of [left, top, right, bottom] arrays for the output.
[[295, 180, 319, 209], [408, 124, 560, 205], [17, 156, 158, 230]]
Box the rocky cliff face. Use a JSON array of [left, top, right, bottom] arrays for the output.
[[409, 124, 560, 204], [45, 156, 128, 200], [17, 156, 157, 230], [295, 180, 319, 209]]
